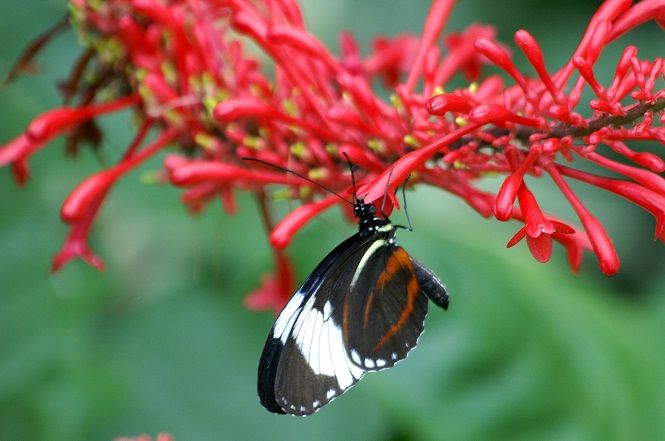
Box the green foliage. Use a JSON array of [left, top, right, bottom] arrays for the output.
[[2, 171, 664, 440], [1, 1, 664, 440]]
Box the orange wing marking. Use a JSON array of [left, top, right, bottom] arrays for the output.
[[343, 294, 351, 345], [372, 249, 420, 351], [362, 250, 404, 329]]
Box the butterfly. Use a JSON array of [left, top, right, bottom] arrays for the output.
[[256, 178, 449, 416]]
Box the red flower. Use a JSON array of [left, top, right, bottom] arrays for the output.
[[1, 0, 665, 298], [506, 185, 575, 264]]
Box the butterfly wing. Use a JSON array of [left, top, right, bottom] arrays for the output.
[[257, 232, 450, 414], [344, 245, 430, 371], [257, 233, 376, 415]]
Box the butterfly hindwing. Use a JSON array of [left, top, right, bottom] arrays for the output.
[[344, 245, 429, 371]]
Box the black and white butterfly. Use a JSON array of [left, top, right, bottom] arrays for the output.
[[257, 186, 449, 416]]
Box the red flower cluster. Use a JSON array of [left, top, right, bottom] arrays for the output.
[[2, 0, 664, 311]]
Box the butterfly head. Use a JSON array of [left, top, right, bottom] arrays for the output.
[[353, 197, 375, 220], [354, 198, 393, 238]]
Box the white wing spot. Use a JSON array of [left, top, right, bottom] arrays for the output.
[[351, 349, 361, 365], [376, 359, 386, 368], [317, 316, 335, 376], [300, 406, 306, 412], [323, 300, 332, 320], [308, 311, 324, 374], [327, 389, 337, 399], [273, 291, 305, 342], [292, 304, 363, 392], [298, 309, 317, 369], [364, 358, 375, 369], [286, 284, 364, 398], [327, 316, 363, 389], [391, 352, 398, 360], [313, 400, 320, 408]]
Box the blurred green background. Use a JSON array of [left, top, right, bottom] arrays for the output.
[[1, 1, 664, 440]]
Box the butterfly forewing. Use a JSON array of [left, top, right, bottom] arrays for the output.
[[273, 297, 364, 415], [257, 288, 306, 414], [344, 245, 429, 371], [258, 233, 376, 415]]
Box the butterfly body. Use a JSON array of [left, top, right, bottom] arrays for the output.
[[258, 198, 448, 416]]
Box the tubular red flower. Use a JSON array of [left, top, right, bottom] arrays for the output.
[[545, 164, 620, 275], [494, 146, 542, 221], [557, 164, 665, 239], [474, 38, 533, 103], [509, 207, 590, 273], [514, 30, 565, 105], [167, 160, 301, 186], [52, 197, 106, 272], [213, 98, 272, 121], [268, 26, 341, 73], [0, 135, 32, 185], [608, 46, 638, 100], [584, 151, 665, 196], [61, 169, 122, 223], [402, 0, 455, 93], [62, 128, 176, 224], [506, 185, 574, 263], [468, 103, 544, 128], [270, 195, 343, 249], [427, 93, 473, 115], [610, 0, 665, 41], [0, 96, 139, 185], [573, 56, 608, 101], [605, 140, 665, 173]]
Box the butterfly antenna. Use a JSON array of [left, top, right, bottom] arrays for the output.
[[379, 167, 394, 220], [392, 174, 413, 231], [341, 152, 357, 205], [401, 175, 413, 231], [241, 157, 353, 206]]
